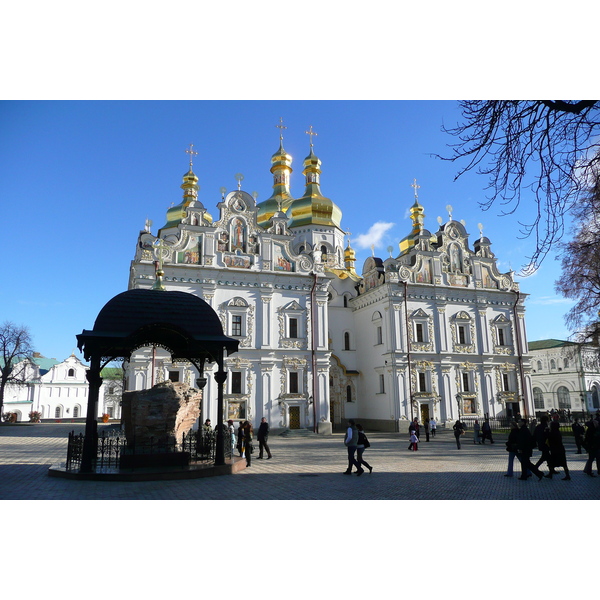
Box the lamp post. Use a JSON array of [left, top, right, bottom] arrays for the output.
[[455, 394, 461, 420]]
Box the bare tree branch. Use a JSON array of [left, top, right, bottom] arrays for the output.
[[439, 100, 600, 270]]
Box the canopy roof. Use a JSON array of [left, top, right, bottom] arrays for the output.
[[77, 289, 239, 363]]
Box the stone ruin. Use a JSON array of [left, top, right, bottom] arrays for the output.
[[121, 380, 202, 448]]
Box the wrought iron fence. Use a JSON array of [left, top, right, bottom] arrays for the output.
[[65, 428, 234, 471]]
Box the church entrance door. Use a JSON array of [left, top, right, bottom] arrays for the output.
[[420, 403, 430, 424], [289, 406, 301, 429]]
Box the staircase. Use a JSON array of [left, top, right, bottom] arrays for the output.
[[278, 428, 317, 438]]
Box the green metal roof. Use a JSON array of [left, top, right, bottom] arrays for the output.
[[528, 339, 576, 351]]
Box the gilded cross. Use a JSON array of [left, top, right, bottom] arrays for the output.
[[185, 143, 198, 168], [305, 125, 318, 148], [411, 178, 420, 201], [275, 117, 287, 141]]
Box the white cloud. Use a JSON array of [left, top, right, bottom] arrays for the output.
[[354, 221, 395, 249], [528, 296, 573, 306]]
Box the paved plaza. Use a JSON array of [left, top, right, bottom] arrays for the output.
[[0, 422, 598, 500]]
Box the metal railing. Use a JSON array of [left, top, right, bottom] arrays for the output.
[[65, 428, 234, 471]]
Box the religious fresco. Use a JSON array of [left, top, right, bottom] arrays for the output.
[[416, 259, 432, 283], [217, 231, 229, 252], [481, 265, 498, 289], [177, 236, 202, 264], [227, 401, 246, 420], [273, 244, 294, 272], [224, 253, 251, 269], [231, 217, 246, 252]]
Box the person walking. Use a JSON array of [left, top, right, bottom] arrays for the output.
[[515, 419, 544, 481], [533, 416, 555, 474], [480, 418, 494, 444], [424, 418, 430, 442], [504, 421, 519, 477], [243, 421, 254, 467], [237, 421, 245, 457], [344, 419, 363, 475], [453, 419, 465, 449], [356, 424, 373, 474], [545, 421, 571, 480], [473, 419, 481, 444], [227, 419, 236, 456], [409, 429, 419, 451], [256, 417, 272, 460], [583, 417, 600, 476], [430, 417, 437, 437], [572, 419, 585, 454], [407, 418, 420, 449]]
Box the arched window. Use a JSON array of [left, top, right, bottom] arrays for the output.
[[533, 387, 544, 409], [344, 332, 351, 350], [73, 405, 80, 418], [564, 358, 569, 368], [54, 406, 61, 418], [557, 386, 571, 409], [321, 245, 327, 257], [346, 385, 352, 402], [591, 386, 599, 409], [537, 361, 542, 372], [67, 368, 75, 377], [550, 359, 556, 370]]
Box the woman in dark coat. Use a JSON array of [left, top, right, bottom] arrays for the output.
[[545, 421, 571, 480], [453, 419, 465, 449], [504, 421, 519, 477], [243, 421, 254, 467]]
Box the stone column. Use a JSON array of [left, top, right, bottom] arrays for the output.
[[80, 355, 102, 473], [214, 348, 227, 466]]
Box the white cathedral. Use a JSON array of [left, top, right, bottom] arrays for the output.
[[125, 131, 533, 433]]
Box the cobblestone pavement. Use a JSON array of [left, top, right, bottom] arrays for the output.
[[1, 423, 598, 500]]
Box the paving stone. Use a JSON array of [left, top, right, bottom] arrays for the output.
[[0, 423, 598, 500]]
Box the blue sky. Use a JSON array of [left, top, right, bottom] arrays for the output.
[[0, 100, 576, 361]]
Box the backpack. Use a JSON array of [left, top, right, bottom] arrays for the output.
[[358, 431, 371, 448]]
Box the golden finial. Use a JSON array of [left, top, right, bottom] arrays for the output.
[[235, 173, 244, 191], [275, 117, 287, 141], [411, 178, 420, 202], [185, 143, 198, 168], [305, 125, 318, 148]]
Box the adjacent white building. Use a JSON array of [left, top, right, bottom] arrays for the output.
[[529, 339, 600, 416], [2, 353, 122, 422], [124, 134, 534, 432]]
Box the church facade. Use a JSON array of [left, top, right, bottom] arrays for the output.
[[125, 133, 534, 433]]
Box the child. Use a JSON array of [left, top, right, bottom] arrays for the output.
[[409, 429, 419, 451]]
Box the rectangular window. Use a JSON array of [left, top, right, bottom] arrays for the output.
[[418, 372, 427, 392], [289, 318, 298, 338], [498, 328, 505, 346], [462, 372, 470, 392], [231, 315, 242, 337], [416, 323, 424, 343], [458, 326, 466, 344], [289, 372, 299, 394], [376, 326, 383, 345], [503, 373, 510, 391], [379, 373, 385, 393], [168, 371, 180, 382], [231, 371, 242, 394]]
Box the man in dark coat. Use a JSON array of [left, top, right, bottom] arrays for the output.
[[257, 417, 272, 459], [480, 418, 494, 444], [516, 419, 544, 480], [572, 419, 585, 454], [533, 416, 555, 473]]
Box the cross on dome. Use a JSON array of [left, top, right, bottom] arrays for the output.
[[275, 117, 287, 141], [185, 143, 198, 168], [305, 125, 318, 148], [411, 178, 420, 201]]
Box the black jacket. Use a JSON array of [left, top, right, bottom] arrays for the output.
[[257, 421, 269, 440]]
